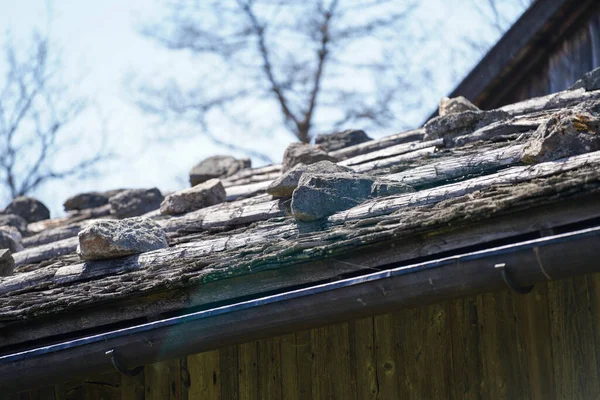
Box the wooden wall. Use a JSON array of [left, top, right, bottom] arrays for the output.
[[11, 273, 600, 400], [494, 6, 600, 107]]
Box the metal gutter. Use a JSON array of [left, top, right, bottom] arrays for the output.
[[2, 225, 600, 392]]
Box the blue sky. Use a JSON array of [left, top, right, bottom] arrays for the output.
[[0, 0, 527, 216]]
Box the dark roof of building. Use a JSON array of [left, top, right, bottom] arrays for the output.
[[447, 0, 598, 110], [3, 75, 600, 357]]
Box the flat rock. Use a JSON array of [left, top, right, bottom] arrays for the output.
[[0, 214, 29, 235], [64, 192, 109, 211], [3, 196, 50, 223], [0, 226, 23, 253], [291, 173, 374, 221], [424, 109, 509, 145], [521, 109, 600, 163], [160, 179, 226, 215], [439, 96, 480, 116], [267, 161, 353, 198], [189, 155, 251, 186], [282, 143, 339, 172], [314, 129, 372, 152], [77, 217, 168, 261], [109, 188, 164, 219], [569, 67, 600, 92], [0, 249, 14, 276]]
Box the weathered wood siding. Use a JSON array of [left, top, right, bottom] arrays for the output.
[[496, 7, 600, 107], [12, 273, 600, 399]]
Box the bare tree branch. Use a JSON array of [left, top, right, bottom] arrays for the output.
[[0, 33, 111, 199]]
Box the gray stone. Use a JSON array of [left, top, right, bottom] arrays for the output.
[[0, 214, 28, 235], [0, 226, 23, 253], [569, 67, 600, 92], [189, 155, 251, 186], [0, 249, 14, 276], [282, 143, 340, 172], [291, 173, 375, 221], [64, 192, 109, 211], [314, 129, 372, 152], [160, 179, 226, 215], [438, 96, 480, 116], [521, 109, 600, 164], [371, 180, 415, 197], [3, 196, 50, 223], [109, 188, 164, 219], [77, 217, 168, 261], [267, 161, 353, 198], [424, 109, 509, 145]]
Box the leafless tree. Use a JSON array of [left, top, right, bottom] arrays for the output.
[[0, 33, 111, 199], [135, 0, 425, 156]]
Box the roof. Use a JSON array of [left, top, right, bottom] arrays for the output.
[[446, 0, 599, 110], [3, 79, 600, 361]]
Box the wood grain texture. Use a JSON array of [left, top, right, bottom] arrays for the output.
[[349, 317, 378, 400], [548, 276, 600, 399], [187, 350, 221, 400], [238, 342, 259, 400], [144, 359, 182, 400]]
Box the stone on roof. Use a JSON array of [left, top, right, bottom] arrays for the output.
[[282, 143, 340, 172], [63, 192, 110, 211], [3, 196, 50, 223], [77, 217, 168, 261], [438, 96, 480, 116], [160, 179, 226, 215], [109, 188, 164, 218], [267, 160, 353, 198], [190, 155, 251, 186], [314, 129, 372, 152]]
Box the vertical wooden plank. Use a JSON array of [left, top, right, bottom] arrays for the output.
[[219, 345, 240, 400], [448, 296, 483, 400], [515, 283, 556, 400], [349, 317, 378, 400], [280, 333, 299, 400], [64, 372, 121, 400], [374, 313, 399, 399], [257, 337, 282, 400], [477, 290, 530, 400], [588, 273, 600, 386], [548, 276, 600, 399], [295, 330, 314, 399], [121, 371, 145, 400], [187, 350, 221, 400], [238, 342, 259, 400], [144, 359, 182, 400], [310, 322, 356, 400], [394, 303, 451, 399]]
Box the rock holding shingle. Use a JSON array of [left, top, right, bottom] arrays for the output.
[[282, 143, 340, 172], [109, 188, 164, 219], [77, 217, 168, 261], [424, 109, 509, 145], [64, 192, 109, 211], [291, 173, 374, 221], [438, 96, 480, 116], [371, 180, 416, 197], [3, 196, 50, 223], [521, 109, 600, 164], [267, 161, 353, 198], [160, 179, 226, 215], [0, 249, 14, 276], [0, 214, 29, 235], [189, 155, 251, 186], [569, 67, 600, 92], [315, 129, 372, 152], [0, 226, 23, 253]]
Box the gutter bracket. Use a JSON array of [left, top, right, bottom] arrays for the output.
[[105, 349, 143, 377], [495, 263, 534, 294]]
